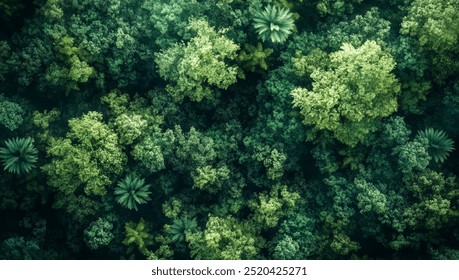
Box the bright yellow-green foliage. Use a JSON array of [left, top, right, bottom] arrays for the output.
[[0, 95, 25, 131], [123, 218, 154, 256], [191, 165, 230, 193], [187, 215, 261, 259], [237, 43, 273, 72], [155, 18, 240, 102], [292, 40, 400, 146], [316, 0, 363, 17], [401, 0, 459, 53], [45, 36, 94, 91], [43, 112, 126, 196], [114, 114, 148, 145], [249, 184, 300, 228]]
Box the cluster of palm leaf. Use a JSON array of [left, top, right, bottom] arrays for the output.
[[115, 174, 151, 211], [253, 5, 295, 44], [169, 216, 198, 243], [0, 137, 38, 175], [417, 127, 455, 163]]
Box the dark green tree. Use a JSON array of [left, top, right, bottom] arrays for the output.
[[0, 137, 38, 175], [168, 216, 198, 243], [292, 40, 400, 146], [115, 174, 151, 211]]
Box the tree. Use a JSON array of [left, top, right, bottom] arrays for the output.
[[253, 5, 295, 44], [123, 218, 154, 256], [155, 18, 240, 102], [132, 136, 166, 173], [115, 174, 151, 211], [416, 128, 454, 163], [292, 40, 400, 146], [114, 114, 148, 145], [187, 215, 261, 259], [401, 0, 459, 54], [271, 213, 320, 259], [0, 236, 55, 260], [0, 137, 38, 175], [248, 184, 300, 228], [236, 43, 273, 72], [316, 0, 363, 17], [84, 218, 115, 250], [0, 95, 25, 131], [401, 0, 459, 81], [43, 111, 126, 196], [168, 216, 197, 243], [272, 235, 300, 260], [393, 137, 430, 174]]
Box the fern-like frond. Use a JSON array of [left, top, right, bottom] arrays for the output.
[[115, 174, 151, 211], [417, 128, 455, 163]]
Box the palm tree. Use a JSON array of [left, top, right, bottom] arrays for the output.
[[169, 216, 197, 243], [0, 137, 38, 175], [417, 128, 455, 163], [115, 174, 151, 211], [253, 5, 295, 44]]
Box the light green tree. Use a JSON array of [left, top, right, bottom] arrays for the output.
[[401, 0, 459, 81], [187, 215, 262, 259], [155, 18, 240, 102], [0, 138, 38, 175], [237, 43, 273, 73], [292, 40, 400, 146], [43, 111, 126, 196]]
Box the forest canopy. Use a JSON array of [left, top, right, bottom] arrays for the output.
[[0, 0, 458, 260]]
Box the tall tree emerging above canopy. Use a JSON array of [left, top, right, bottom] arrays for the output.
[[155, 18, 240, 102], [292, 40, 400, 147]]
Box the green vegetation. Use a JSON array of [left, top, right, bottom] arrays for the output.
[[0, 0, 458, 260], [417, 128, 455, 163], [0, 137, 38, 175], [115, 174, 151, 211], [253, 5, 295, 43]]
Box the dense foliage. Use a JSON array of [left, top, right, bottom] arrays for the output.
[[0, 0, 458, 260]]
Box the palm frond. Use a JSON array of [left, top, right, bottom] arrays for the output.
[[115, 174, 151, 211], [253, 5, 295, 44], [417, 128, 455, 163], [0, 137, 38, 175]]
